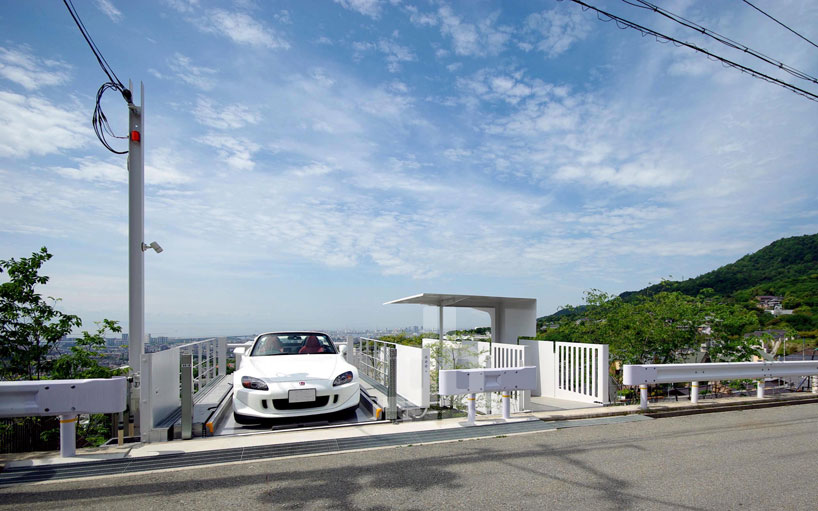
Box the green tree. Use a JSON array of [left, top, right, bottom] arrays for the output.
[[51, 319, 122, 379], [0, 248, 81, 379], [542, 289, 762, 365]]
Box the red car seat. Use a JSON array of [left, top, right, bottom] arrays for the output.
[[299, 335, 325, 354]]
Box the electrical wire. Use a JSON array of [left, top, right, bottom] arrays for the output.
[[741, 0, 818, 50], [624, 0, 818, 85], [561, 0, 818, 103], [93, 83, 129, 155], [62, 0, 131, 154]]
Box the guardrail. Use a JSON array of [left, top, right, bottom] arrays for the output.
[[439, 367, 537, 424], [0, 377, 127, 457], [623, 361, 818, 410]]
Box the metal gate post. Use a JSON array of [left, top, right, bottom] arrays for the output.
[[387, 347, 398, 421], [181, 352, 193, 440]]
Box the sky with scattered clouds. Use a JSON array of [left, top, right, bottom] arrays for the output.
[[1, 0, 816, 336]]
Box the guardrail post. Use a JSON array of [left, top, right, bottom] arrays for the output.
[[387, 346, 398, 421], [59, 414, 78, 457], [639, 384, 648, 411], [181, 352, 193, 440], [501, 392, 510, 420], [812, 376, 818, 394], [466, 393, 476, 424], [757, 380, 764, 399], [690, 381, 699, 404]]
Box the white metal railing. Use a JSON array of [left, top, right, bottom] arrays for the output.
[[140, 337, 227, 442], [491, 343, 529, 411], [355, 338, 431, 412], [624, 360, 818, 410], [555, 342, 609, 404]]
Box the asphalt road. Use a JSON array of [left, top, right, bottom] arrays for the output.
[[2, 403, 817, 510]]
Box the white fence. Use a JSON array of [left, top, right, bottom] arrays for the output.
[[519, 340, 610, 405], [140, 337, 227, 442]]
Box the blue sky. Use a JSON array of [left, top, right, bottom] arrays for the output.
[[1, 0, 816, 336]]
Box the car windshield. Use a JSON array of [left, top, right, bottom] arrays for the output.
[[250, 333, 337, 356]]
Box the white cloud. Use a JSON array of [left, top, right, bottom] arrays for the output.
[[200, 9, 289, 49], [521, 8, 590, 58], [165, 53, 218, 90], [95, 0, 123, 22], [197, 134, 260, 171], [334, 0, 382, 19], [165, 0, 199, 13], [353, 38, 416, 72], [193, 96, 260, 129], [0, 91, 88, 158], [436, 6, 512, 57], [51, 150, 192, 186], [0, 47, 71, 90]]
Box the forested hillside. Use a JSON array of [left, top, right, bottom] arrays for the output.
[[539, 234, 818, 338]]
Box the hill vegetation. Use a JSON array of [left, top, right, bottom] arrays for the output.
[[539, 233, 818, 350]]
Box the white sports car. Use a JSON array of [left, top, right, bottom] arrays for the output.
[[232, 332, 360, 424]]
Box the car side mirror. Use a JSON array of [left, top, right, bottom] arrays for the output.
[[338, 345, 348, 358]]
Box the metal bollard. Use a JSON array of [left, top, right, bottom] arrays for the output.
[[757, 380, 765, 399], [501, 393, 510, 420], [639, 384, 648, 411], [691, 381, 699, 404], [59, 414, 78, 457], [466, 393, 476, 424]]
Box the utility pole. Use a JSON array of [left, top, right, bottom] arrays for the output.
[[127, 80, 145, 435]]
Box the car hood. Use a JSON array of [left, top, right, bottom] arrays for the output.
[[242, 354, 345, 381]]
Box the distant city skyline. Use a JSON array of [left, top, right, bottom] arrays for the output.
[[1, 1, 816, 337]]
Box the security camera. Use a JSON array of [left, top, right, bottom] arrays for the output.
[[141, 241, 163, 253]]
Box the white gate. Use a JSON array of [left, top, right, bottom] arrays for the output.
[[491, 343, 529, 411], [554, 342, 609, 404], [519, 339, 609, 405]]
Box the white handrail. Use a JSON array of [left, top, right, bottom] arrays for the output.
[[623, 361, 818, 410]]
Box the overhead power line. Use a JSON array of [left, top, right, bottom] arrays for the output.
[[62, 0, 131, 154], [622, 0, 818, 86], [741, 0, 818, 50], [561, 0, 818, 103]]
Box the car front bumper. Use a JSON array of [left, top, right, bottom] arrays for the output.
[[233, 380, 360, 419]]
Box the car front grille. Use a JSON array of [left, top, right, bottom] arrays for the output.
[[272, 395, 331, 410]]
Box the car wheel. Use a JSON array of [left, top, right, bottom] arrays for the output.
[[233, 411, 261, 425]]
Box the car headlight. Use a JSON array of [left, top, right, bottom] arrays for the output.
[[241, 376, 268, 391], [333, 371, 353, 386]]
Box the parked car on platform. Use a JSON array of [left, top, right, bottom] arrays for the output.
[[232, 332, 360, 424]]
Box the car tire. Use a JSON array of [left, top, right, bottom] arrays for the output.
[[233, 411, 261, 425]]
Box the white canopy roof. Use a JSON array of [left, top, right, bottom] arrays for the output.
[[385, 293, 537, 344]]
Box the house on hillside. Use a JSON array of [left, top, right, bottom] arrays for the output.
[[755, 295, 783, 310], [744, 329, 793, 359]]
